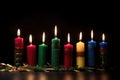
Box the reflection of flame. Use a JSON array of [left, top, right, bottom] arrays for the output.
[[17, 29, 20, 37], [64, 74, 73, 80], [79, 32, 82, 41], [100, 73, 109, 80], [26, 73, 35, 80], [76, 72, 85, 80], [38, 73, 48, 80], [29, 34, 32, 44], [67, 33, 70, 43]]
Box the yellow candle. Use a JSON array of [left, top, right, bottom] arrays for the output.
[[76, 32, 85, 68]]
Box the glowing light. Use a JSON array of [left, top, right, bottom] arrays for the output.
[[91, 30, 93, 40], [79, 32, 82, 41], [29, 34, 32, 44], [17, 29, 20, 37], [67, 33, 70, 43], [42, 32, 45, 43], [54, 25, 57, 37], [102, 33, 105, 41]]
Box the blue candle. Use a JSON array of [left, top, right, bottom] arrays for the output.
[[99, 33, 107, 66], [88, 30, 96, 67]]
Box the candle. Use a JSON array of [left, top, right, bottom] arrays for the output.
[[88, 30, 96, 67], [27, 34, 36, 66], [38, 32, 48, 67], [51, 25, 60, 67], [15, 29, 24, 49], [99, 33, 108, 67], [14, 29, 24, 67], [64, 33, 73, 69], [76, 32, 85, 68]]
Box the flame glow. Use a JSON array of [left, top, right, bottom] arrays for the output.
[[42, 32, 45, 43], [91, 30, 93, 40], [102, 33, 105, 41], [67, 33, 70, 43], [54, 25, 57, 37], [29, 34, 32, 44], [79, 32, 82, 41], [17, 29, 20, 37]]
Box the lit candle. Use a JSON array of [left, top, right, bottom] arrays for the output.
[[76, 32, 85, 68], [88, 30, 96, 67], [64, 33, 73, 69], [15, 29, 24, 49], [99, 33, 108, 67], [38, 32, 48, 67], [51, 25, 60, 67], [14, 28, 24, 67], [27, 34, 36, 66]]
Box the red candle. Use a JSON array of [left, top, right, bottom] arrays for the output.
[[64, 33, 73, 68], [15, 29, 24, 49], [27, 34, 36, 66]]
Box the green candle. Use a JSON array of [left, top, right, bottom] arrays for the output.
[[38, 32, 48, 67], [51, 25, 60, 67]]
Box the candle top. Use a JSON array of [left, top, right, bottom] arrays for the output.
[[99, 41, 107, 47], [42, 32, 45, 43], [88, 40, 96, 44], [39, 43, 48, 47], [67, 33, 70, 43], [17, 28, 20, 37], [64, 43, 73, 47]]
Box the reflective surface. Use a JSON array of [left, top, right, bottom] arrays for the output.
[[0, 72, 111, 80]]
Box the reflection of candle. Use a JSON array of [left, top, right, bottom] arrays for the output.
[[14, 29, 24, 67], [76, 32, 85, 68], [38, 32, 48, 67], [51, 25, 60, 67], [88, 30, 96, 67], [99, 33, 107, 66], [27, 34, 36, 66], [15, 29, 24, 49], [64, 33, 73, 68]]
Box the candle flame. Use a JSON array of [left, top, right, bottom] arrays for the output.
[[54, 25, 57, 37], [67, 33, 70, 43], [17, 28, 20, 37], [91, 30, 93, 40], [42, 32, 45, 43], [102, 33, 105, 41], [29, 34, 32, 44], [79, 32, 82, 41]]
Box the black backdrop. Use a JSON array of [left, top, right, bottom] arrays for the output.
[[0, 3, 119, 72]]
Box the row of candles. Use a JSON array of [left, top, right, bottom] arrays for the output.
[[14, 25, 107, 68]]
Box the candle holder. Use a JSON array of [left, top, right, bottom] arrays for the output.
[[14, 48, 23, 67]]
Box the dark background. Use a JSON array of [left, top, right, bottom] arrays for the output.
[[0, 2, 119, 72]]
